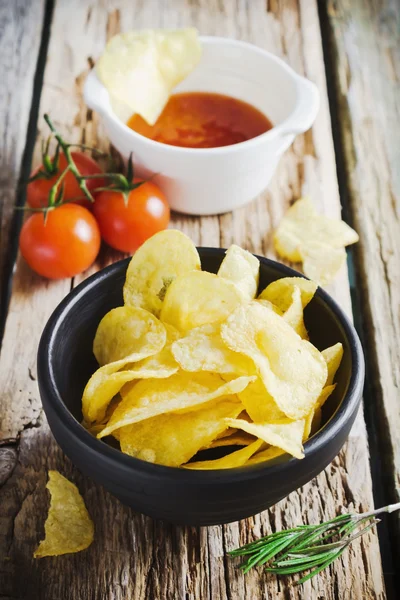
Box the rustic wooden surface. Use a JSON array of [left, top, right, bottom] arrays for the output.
[[0, 0, 396, 598], [0, 0, 46, 325], [322, 0, 400, 573]]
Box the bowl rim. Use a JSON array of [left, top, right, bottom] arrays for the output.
[[88, 35, 317, 156], [38, 249, 364, 482]]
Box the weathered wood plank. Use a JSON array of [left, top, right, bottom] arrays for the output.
[[322, 0, 400, 571], [0, 0, 46, 326], [0, 1, 385, 599]]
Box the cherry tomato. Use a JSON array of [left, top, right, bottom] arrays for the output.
[[27, 152, 105, 210], [93, 179, 170, 253], [19, 204, 101, 279]]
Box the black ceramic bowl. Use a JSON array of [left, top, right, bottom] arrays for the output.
[[38, 249, 364, 526]]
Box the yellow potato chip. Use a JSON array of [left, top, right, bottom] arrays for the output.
[[82, 308, 167, 423], [123, 230, 201, 317], [246, 446, 285, 465], [238, 378, 285, 423], [185, 439, 264, 470], [171, 323, 254, 375], [83, 395, 122, 436], [34, 471, 94, 558], [204, 431, 256, 448], [119, 398, 243, 467], [125, 323, 180, 375], [303, 383, 336, 441], [273, 197, 359, 262], [96, 29, 201, 125], [221, 302, 327, 419], [214, 427, 238, 440], [161, 270, 245, 331], [282, 286, 308, 339], [316, 384, 336, 409], [300, 242, 347, 286], [322, 342, 344, 385], [303, 407, 323, 441], [98, 373, 254, 439], [217, 245, 260, 300], [226, 418, 305, 460], [256, 299, 283, 314], [311, 407, 322, 434], [258, 276, 317, 312], [93, 306, 166, 366]]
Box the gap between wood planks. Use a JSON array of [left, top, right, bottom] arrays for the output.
[[0, 0, 55, 345], [317, 2, 398, 598]]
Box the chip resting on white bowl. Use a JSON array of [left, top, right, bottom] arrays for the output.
[[96, 28, 201, 125]]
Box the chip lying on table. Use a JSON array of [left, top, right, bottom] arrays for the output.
[[34, 471, 94, 558], [82, 230, 344, 469], [273, 197, 359, 285]]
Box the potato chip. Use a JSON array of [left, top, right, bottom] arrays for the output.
[[82, 308, 167, 423], [258, 276, 317, 312], [303, 407, 323, 441], [322, 342, 343, 386], [300, 242, 347, 286], [257, 299, 282, 314], [96, 29, 201, 125], [119, 398, 243, 467], [217, 245, 260, 300], [273, 197, 359, 262], [161, 270, 245, 331], [214, 427, 238, 440], [282, 286, 308, 339], [82, 306, 179, 423], [316, 384, 336, 409], [125, 323, 180, 374], [311, 408, 322, 434], [238, 378, 285, 423], [171, 323, 254, 375], [98, 373, 254, 439], [185, 439, 264, 470], [83, 354, 179, 426], [93, 306, 166, 366], [226, 418, 305, 460], [303, 383, 336, 441], [204, 431, 256, 448], [34, 471, 94, 558], [123, 230, 201, 317], [246, 446, 285, 465], [221, 302, 327, 419]]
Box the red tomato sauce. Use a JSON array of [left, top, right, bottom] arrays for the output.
[[127, 92, 273, 149]]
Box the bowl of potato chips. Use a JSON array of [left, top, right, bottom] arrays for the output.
[[38, 231, 364, 526]]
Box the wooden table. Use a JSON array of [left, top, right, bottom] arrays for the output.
[[0, 1, 398, 598]]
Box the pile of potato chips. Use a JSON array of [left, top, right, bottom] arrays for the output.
[[82, 230, 344, 469], [274, 197, 359, 285]]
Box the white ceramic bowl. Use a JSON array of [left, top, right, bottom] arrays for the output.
[[84, 36, 319, 215]]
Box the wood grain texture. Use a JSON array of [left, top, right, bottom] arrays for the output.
[[323, 0, 400, 564], [0, 1, 385, 598], [0, 0, 46, 320]]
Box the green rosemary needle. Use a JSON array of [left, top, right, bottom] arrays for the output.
[[229, 502, 400, 585]]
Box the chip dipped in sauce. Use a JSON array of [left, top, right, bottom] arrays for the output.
[[127, 92, 273, 149]]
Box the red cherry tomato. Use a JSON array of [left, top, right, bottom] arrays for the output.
[[19, 204, 101, 279], [93, 179, 170, 253], [27, 152, 105, 210]]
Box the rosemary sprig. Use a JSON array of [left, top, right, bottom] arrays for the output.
[[229, 502, 400, 585]]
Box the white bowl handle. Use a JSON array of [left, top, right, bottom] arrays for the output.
[[280, 76, 320, 136], [83, 69, 111, 117]]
